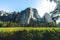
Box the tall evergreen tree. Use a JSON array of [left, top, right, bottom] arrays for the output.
[[48, 0, 60, 26]]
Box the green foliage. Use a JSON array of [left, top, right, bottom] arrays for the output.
[[0, 20, 21, 27], [0, 20, 56, 27], [0, 29, 60, 40], [49, 0, 60, 24]]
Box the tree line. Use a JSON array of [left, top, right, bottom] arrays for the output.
[[0, 20, 56, 27]]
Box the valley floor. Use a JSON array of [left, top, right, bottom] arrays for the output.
[[0, 27, 60, 40], [0, 27, 60, 32]]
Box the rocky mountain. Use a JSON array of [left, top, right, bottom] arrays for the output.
[[0, 10, 8, 16], [0, 7, 41, 24], [16, 7, 40, 24], [0, 8, 53, 25], [43, 13, 53, 24]]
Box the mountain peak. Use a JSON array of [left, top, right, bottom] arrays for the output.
[[15, 7, 40, 24]]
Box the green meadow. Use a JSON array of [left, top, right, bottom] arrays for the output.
[[0, 27, 60, 40], [0, 27, 60, 32]]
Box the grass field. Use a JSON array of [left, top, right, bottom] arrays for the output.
[[0, 27, 60, 32], [0, 27, 60, 40]]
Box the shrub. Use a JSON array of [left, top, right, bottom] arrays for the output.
[[0, 29, 60, 40]]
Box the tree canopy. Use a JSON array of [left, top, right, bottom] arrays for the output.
[[48, 0, 60, 25]]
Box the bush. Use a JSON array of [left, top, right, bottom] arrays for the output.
[[0, 29, 60, 40]]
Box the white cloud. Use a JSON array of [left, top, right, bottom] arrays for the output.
[[37, 0, 56, 17]]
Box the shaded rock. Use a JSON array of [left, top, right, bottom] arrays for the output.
[[16, 7, 40, 24], [43, 13, 53, 23]]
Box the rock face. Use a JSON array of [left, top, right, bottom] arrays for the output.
[[16, 7, 40, 24], [33, 9, 40, 19], [0, 8, 53, 25], [0, 11, 8, 16], [0, 11, 9, 21], [43, 13, 53, 23], [0, 11, 18, 21]]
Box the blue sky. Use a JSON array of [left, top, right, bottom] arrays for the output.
[[0, 0, 42, 11], [0, 0, 56, 17]]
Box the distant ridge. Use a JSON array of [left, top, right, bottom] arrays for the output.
[[0, 7, 53, 25]]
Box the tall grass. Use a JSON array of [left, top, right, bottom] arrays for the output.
[[0, 27, 60, 40]]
